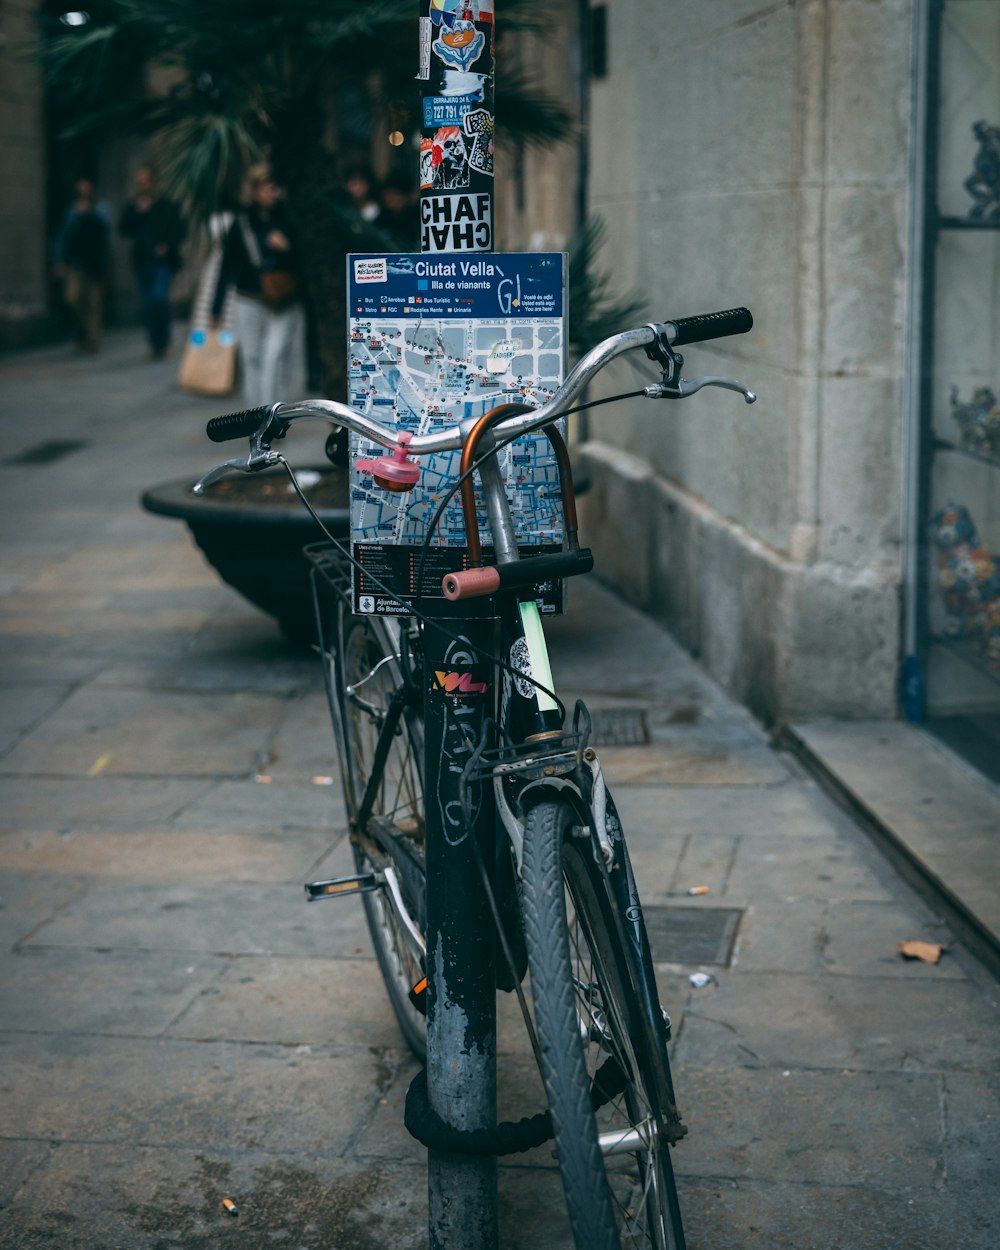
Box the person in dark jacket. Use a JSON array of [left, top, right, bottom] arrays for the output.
[[379, 173, 420, 250], [53, 177, 111, 353], [119, 165, 185, 358], [212, 163, 304, 406]]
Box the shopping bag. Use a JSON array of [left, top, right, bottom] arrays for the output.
[[178, 328, 237, 396]]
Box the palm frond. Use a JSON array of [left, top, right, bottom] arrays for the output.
[[495, 69, 574, 151], [153, 112, 264, 216], [38, 20, 131, 110], [568, 217, 646, 356]]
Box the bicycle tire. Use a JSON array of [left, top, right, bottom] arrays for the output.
[[520, 798, 686, 1250], [328, 606, 427, 1059]]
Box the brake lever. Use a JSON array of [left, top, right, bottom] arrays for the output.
[[192, 445, 283, 494], [644, 376, 757, 404], [192, 414, 286, 495], [643, 325, 756, 404]]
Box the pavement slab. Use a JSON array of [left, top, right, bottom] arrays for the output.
[[0, 1031, 392, 1156], [722, 831, 897, 903], [0, 775, 212, 831], [673, 970, 1000, 1073], [0, 642, 106, 687], [733, 898, 964, 978], [90, 643, 319, 694], [675, 1066, 944, 1189], [268, 689, 346, 781], [0, 874, 90, 951], [0, 684, 75, 756], [171, 776, 344, 836], [941, 1072, 1000, 1190], [0, 822, 337, 884], [167, 955, 406, 1049], [0, 1139, 579, 1250], [0, 1140, 51, 1208], [610, 777, 849, 840], [0, 686, 294, 778], [790, 721, 1000, 949], [678, 1175, 995, 1250], [1, 947, 224, 1036], [20, 878, 371, 959]]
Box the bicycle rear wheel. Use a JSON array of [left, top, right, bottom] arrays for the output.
[[327, 607, 427, 1058], [520, 798, 686, 1250]]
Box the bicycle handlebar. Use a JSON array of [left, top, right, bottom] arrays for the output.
[[201, 311, 754, 457]]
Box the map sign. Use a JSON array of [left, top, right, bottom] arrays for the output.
[[347, 252, 567, 616]]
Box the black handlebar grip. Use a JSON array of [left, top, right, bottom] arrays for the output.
[[667, 307, 753, 347], [495, 548, 594, 590], [442, 549, 594, 601], [206, 406, 274, 443]]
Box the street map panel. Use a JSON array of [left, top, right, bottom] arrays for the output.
[[347, 252, 566, 615]]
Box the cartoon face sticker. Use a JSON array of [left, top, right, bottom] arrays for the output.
[[432, 125, 469, 189], [433, 19, 485, 71]]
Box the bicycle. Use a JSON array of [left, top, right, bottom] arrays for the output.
[[195, 307, 756, 1250]]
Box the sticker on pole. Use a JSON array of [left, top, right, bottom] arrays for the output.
[[346, 251, 567, 618], [420, 193, 492, 253]]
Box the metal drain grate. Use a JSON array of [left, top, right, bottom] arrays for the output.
[[588, 706, 649, 747], [642, 905, 743, 967], [6, 439, 87, 465]]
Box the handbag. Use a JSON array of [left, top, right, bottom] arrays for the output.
[[178, 327, 237, 395], [259, 268, 299, 310], [239, 215, 299, 311]]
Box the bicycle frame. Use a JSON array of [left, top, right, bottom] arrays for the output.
[[306, 530, 679, 1106], [203, 308, 755, 1250]]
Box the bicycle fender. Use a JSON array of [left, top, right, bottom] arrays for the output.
[[515, 776, 590, 823]]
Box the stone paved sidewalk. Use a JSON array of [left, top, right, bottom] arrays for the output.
[[0, 330, 997, 1249]]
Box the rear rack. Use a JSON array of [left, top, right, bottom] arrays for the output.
[[305, 539, 353, 603]]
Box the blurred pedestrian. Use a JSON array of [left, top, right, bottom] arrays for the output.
[[212, 163, 304, 407], [119, 165, 185, 358], [343, 164, 382, 224], [379, 173, 419, 250], [53, 177, 111, 353]]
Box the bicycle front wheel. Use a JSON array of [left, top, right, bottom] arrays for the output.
[[521, 798, 686, 1250], [329, 609, 427, 1058]]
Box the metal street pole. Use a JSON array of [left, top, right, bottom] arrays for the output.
[[417, 3, 498, 1247], [419, 0, 495, 254], [421, 620, 498, 1250]]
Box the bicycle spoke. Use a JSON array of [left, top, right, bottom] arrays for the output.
[[332, 614, 427, 1059]]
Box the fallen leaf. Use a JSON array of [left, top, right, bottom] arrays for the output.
[[897, 940, 943, 964]]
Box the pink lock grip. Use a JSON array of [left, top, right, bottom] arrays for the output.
[[442, 566, 502, 600]]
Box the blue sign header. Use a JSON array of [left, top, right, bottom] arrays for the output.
[[348, 252, 565, 320]]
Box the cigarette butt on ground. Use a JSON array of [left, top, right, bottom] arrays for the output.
[[222, 1198, 238, 1217]]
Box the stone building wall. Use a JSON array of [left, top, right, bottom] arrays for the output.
[[0, 0, 49, 348], [573, 0, 917, 723]]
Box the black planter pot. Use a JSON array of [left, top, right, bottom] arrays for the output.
[[141, 465, 350, 642]]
